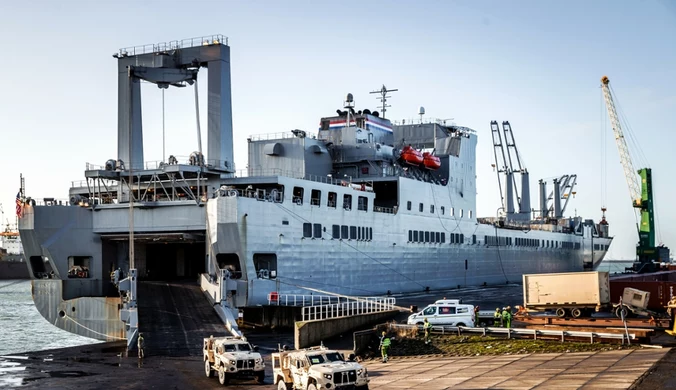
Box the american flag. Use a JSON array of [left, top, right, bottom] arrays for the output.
[[15, 190, 23, 218]]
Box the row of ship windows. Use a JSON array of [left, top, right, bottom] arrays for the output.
[[302, 223, 373, 241], [406, 201, 473, 218], [485, 236, 580, 249], [594, 244, 610, 251], [293, 187, 368, 211], [408, 231, 470, 244]]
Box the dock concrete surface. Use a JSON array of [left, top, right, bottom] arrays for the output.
[[2, 342, 672, 389]]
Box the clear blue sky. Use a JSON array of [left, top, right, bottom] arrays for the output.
[[0, 0, 674, 260]]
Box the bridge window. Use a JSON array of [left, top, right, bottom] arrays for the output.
[[343, 194, 352, 210], [419, 203, 424, 212], [469, 210, 473, 219], [313, 224, 322, 239], [436, 232, 441, 243], [441, 206, 445, 215], [460, 209, 464, 218], [408, 230, 413, 242], [350, 226, 357, 240], [253, 253, 277, 279], [358, 196, 368, 211], [332, 225, 340, 239], [425, 231, 430, 242], [293, 186, 304, 205], [311, 189, 321, 206], [341, 225, 348, 239], [303, 223, 312, 238], [430, 205, 435, 214], [441, 233, 445, 243], [328, 192, 337, 208], [407, 201, 412, 211]]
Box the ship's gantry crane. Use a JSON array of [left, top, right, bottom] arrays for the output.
[[600, 75, 668, 272]]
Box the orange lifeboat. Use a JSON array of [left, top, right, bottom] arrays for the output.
[[400, 145, 423, 165], [422, 152, 441, 170]]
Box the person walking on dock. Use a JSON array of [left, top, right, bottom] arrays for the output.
[[423, 318, 432, 344], [379, 331, 391, 363], [137, 333, 145, 359]]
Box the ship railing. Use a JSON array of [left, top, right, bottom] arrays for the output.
[[71, 179, 119, 188], [116, 34, 228, 57], [301, 297, 397, 321], [248, 131, 318, 142], [218, 187, 284, 203], [25, 198, 72, 207], [269, 294, 344, 307], [383, 323, 635, 343], [373, 206, 396, 214], [227, 168, 353, 189], [85, 157, 235, 172]]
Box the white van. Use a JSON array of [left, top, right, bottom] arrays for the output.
[[407, 299, 475, 327]]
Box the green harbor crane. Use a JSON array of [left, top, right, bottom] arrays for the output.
[[601, 75, 669, 273]]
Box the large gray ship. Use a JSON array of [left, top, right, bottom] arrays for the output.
[[18, 35, 611, 343]]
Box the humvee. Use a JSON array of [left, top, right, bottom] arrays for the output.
[[272, 345, 369, 390], [203, 335, 265, 385]]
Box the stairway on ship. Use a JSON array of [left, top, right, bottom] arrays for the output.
[[137, 281, 226, 357]]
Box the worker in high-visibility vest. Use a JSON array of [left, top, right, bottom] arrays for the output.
[[493, 308, 502, 327], [379, 331, 391, 363], [502, 306, 513, 328], [423, 318, 432, 344]]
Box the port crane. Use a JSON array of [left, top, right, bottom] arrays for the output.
[[600, 76, 668, 273]]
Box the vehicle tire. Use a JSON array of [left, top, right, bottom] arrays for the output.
[[571, 308, 582, 318], [218, 366, 229, 385], [277, 379, 290, 390], [205, 359, 213, 378], [555, 308, 567, 318], [256, 371, 265, 384], [308, 383, 318, 390], [615, 305, 629, 319]]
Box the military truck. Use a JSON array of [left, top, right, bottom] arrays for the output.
[[272, 345, 369, 390], [203, 335, 265, 385]]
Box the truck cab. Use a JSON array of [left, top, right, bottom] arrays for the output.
[[407, 299, 475, 327], [203, 335, 265, 385], [272, 345, 369, 390]]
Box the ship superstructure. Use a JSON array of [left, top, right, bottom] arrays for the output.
[[17, 35, 611, 343]]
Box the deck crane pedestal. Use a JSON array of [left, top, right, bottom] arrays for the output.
[[601, 75, 669, 273]]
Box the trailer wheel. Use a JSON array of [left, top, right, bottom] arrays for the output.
[[555, 308, 567, 318], [277, 380, 290, 390], [218, 365, 230, 385], [571, 308, 582, 318]]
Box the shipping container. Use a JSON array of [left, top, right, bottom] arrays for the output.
[[523, 271, 610, 315]]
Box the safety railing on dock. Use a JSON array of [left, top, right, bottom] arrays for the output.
[[301, 297, 396, 322], [385, 323, 636, 344]]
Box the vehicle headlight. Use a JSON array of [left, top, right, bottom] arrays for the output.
[[256, 358, 263, 364], [229, 359, 237, 365], [323, 374, 332, 380], [357, 369, 363, 376]]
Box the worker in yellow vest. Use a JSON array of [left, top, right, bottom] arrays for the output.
[[423, 318, 432, 344], [379, 331, 391, 363]]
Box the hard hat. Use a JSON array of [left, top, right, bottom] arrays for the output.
[[495, 308, 500, 311], [507, 306, 511, 309], [382, 331, 386, 335]]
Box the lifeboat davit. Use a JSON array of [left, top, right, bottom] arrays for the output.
[[422, 152, 441, 170], [400, 145, 423, 165]]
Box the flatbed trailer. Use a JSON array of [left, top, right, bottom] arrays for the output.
[[514, 314, 671, 329]]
